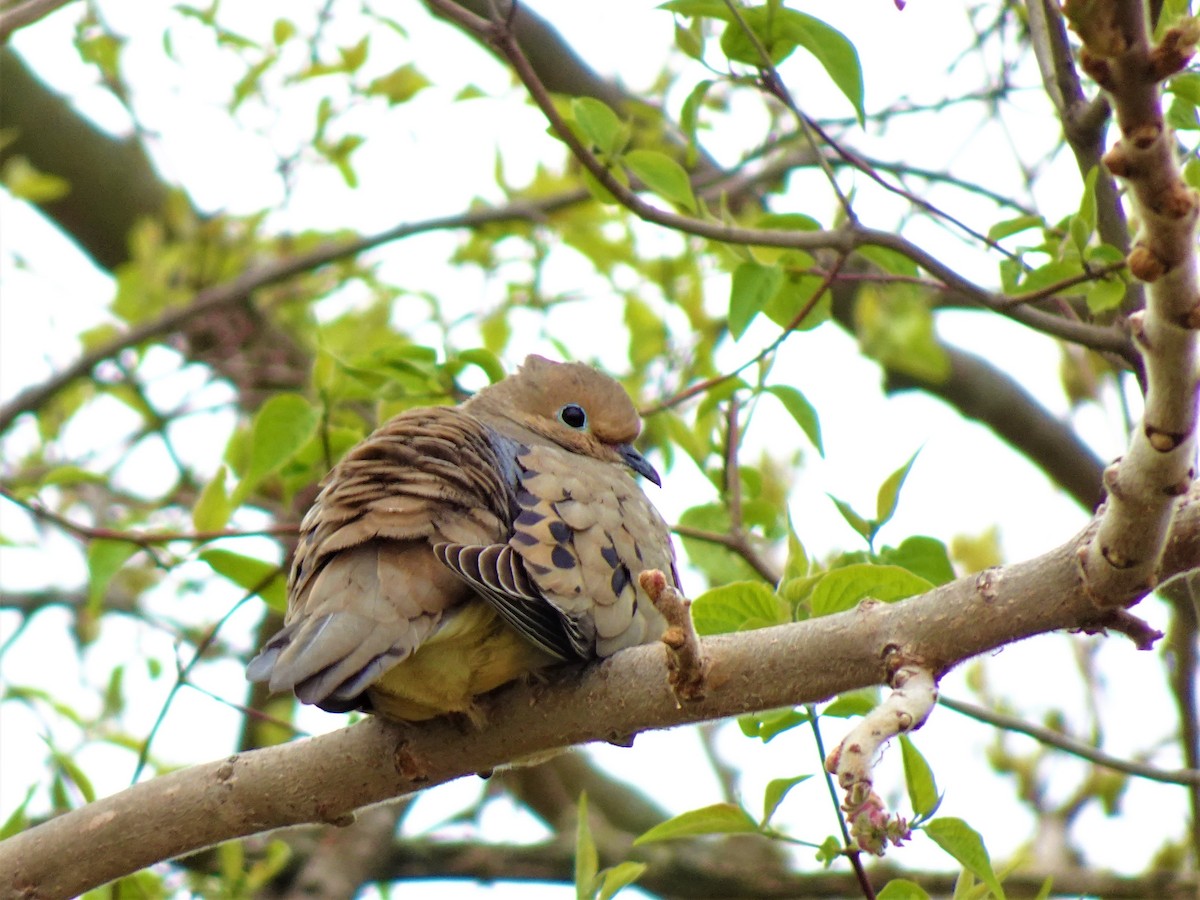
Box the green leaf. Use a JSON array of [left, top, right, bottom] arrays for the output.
[[452, 348, 507, 385], [691, 582, 788, 635], [762, 774, 810, 826], [1018, 259, 1081, 295], [86, 540, 139, 615], [366, 63, 430, 105], [828, 495, 873, 543], [572, 97, 627, 156], [924, 817, 1006, 900], [738, 707, 810, 741], [634, 803, 758, 845], [0, 785, 35, 840], [876, 451, 919, 528], [986, 214, 1044, 242], [900, 735, 941, 818], [1, 156, 71, 202], [783, 518, 810, 580], [192, 465, 232, 532], [575, 792, 600, 900], [822, 689, 879, 718], [778, 12, 865, 124], [199, 549, 286, 611], [677, 503, 761, 584], [674, 19, 705, 61], [1085, 275, 1126, 313], [878, 536, 955, 586], [854, 284, 950, 383], [233, 393, 321, 505], [624, 149, 696, 212], [1070, 166, 1100, 254], [877, 879, 932, 900], [729, 262, 783, 339], [599, 862, 647, 900], [808, 564, 934, 617], [679, 79, 714, 167], [765, 385, 823, 455]]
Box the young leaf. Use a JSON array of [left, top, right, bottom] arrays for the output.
[[729, 262, 783, 339], [777, 11, 866, 124], [199, 549, 287, 611], [634, 803, 758, 845], [762, 774, 811, 827], [827, 494, 873, 543], [192, 465, 232, 532], [624, 149, 696, 212], [690, 582, 788, 635], [738, 707, 810, 742], [599, 861, 648, 900], [572, 97, 627, 156], [877, 879, 932, 900], [766, 384, 823, 455], [924, 817, 1006, 900], [234, 393, 321, 504], [877, 535, 955, 585], [575, 792, 600, 900], [808, 564, 934, 617], [822, 689, 879, 718], [876, 451, 920, 528], [899, 735, 941, 818], [86, 539, 139, 615]]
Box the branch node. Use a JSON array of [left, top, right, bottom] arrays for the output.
[[1077, 608, 1165, 649], [1078, 49, 1117, 90], [973, 567, 1001, 603], [1127, 245, 1168, 282], [1145, 424, 1185, 452], [640, 569, 707, 703], [392, 738, 431, 783], [1149, 22, 1200, 81]]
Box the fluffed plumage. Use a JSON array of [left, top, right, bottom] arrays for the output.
[[246, 354, 679, 721]]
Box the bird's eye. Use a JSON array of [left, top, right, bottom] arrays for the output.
[[558, 403, 588, 430]]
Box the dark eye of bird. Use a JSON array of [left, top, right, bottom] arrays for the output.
[[558, 403, 588, 430]]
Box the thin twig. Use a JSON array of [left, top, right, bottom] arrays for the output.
[[421, 0, 1133, 360], [1, 485, 299, 547], [939, 694, 1200, 786]]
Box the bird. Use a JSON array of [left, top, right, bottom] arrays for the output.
[[246, 354, 679, 722]]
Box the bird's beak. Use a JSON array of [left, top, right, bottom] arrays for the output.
[[618, 444, 662, 487]]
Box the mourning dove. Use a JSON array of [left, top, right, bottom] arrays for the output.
[[246, 354, 679, 721]]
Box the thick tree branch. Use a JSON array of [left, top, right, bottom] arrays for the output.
[[1064, 2, 1200, 605], [5, 483, 1198, 898], [0, 47, 169, 270]]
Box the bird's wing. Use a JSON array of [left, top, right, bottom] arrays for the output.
[[436, 441, 676, 660], [246, 406, 515, 707]]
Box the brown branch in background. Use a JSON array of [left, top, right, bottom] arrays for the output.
[[263, 802, 407, 900], [1161, 574, 1200, 865], [0, 196, 582, 435], [0, 0, 77, 41], [0, 484, 299, 547]]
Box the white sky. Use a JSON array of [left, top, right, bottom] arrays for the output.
[[0, 0, 1188, 895]]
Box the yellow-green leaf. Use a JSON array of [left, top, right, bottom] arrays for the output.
[[634, 803, 758, 845], [623, 149, 696, 212]]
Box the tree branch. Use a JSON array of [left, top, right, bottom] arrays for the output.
[[5, 482, 1198, 898]]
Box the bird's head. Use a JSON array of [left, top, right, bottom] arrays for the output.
[[468, 355, 661, 486]]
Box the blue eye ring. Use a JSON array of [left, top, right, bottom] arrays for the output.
[[558, 403, 588, 430]]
